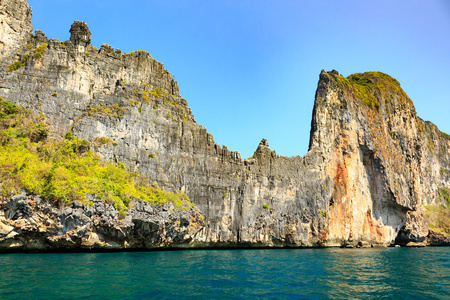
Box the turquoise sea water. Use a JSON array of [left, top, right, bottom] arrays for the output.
[[0, 247, 448, 299]]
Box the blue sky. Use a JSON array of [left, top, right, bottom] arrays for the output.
[[27, 0, 450, 158]]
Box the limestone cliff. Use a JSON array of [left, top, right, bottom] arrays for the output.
[[0, 0, 448, 251], [310, 71, 450, 246], [0, 0, 32, 57]]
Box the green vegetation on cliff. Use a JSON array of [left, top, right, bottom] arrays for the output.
[[6, 43, 48, 72], [325, 71, 410, 110], [0, 100, 191, 215], [438, 187, 450, 206], [425, 188, 450, 236], [6, 54, 30, 72], [348, 72, 407, 97], [347, 73, 380, 109], [84, 104, 125, 117], [33, 43, 47, 59]]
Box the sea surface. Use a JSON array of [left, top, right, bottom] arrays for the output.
[[0, 247, 448, 299]]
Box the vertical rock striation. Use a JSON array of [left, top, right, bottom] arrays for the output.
[[0, 0, 448, 251], [310, 71, 449, 246], [0, 0, 32, 57]]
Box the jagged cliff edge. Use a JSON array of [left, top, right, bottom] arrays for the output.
[[0, 0, 448, 251]]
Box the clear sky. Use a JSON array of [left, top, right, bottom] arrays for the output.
[[27, 0, 450, 158]]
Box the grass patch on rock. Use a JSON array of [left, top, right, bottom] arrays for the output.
[[325, 71, 411, 110], [424, 187, 450, 236]]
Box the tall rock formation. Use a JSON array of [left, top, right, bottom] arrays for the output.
[[0, 0, 448, 251], [310, 71, 449, 246], [69, 21, 91, 47]]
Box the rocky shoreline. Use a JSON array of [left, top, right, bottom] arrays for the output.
[[0, 192, 205, 252], [0, 191, 448, 253]]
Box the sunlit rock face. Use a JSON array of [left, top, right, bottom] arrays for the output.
[[308, 70, 449, 246], [69, 21, 91, 47], [0, 0, 32, 57], [0, 0, 448, 251]]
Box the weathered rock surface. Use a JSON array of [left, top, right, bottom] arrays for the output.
[[0, 191, 205, 251], [0, 0, 448, 251], [0, 0, 32, 57], [310, 71, 450, 247], [69, 21, 91, 47], [427, 230, 450, 246]]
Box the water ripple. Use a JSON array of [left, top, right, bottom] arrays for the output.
[[0, 247, 448, 299]]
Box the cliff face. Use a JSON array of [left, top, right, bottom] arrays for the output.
[[0, 0, 448, 251], [310, 71, 450, 246], [0, 0, 32, 57]]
